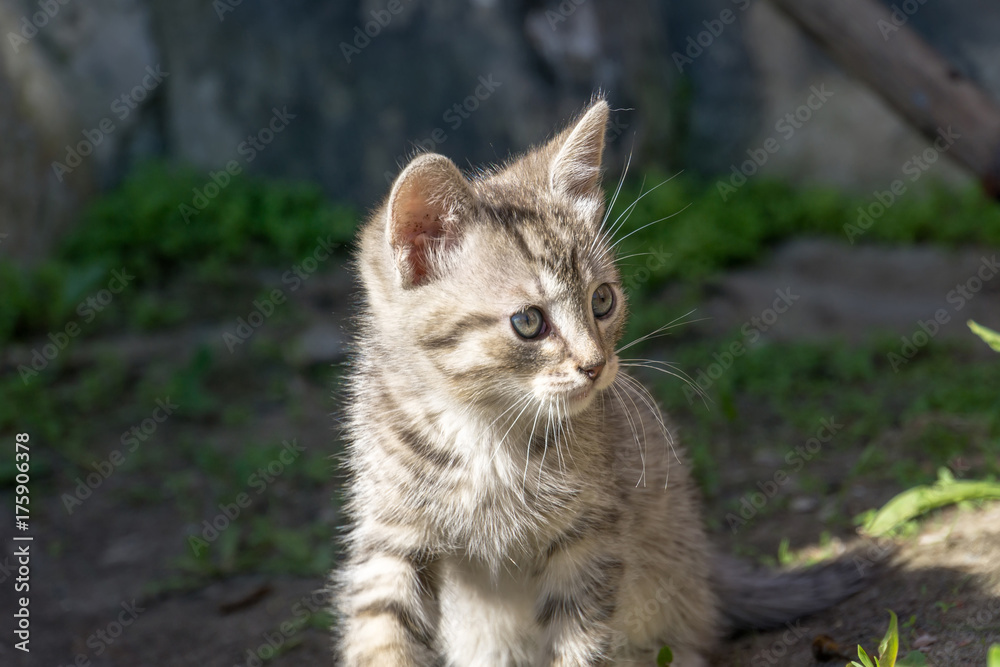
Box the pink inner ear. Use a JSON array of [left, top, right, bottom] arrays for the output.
[[392, 206, 446, 285], [406, 226, 440, 283]]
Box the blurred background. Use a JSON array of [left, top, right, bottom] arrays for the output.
[[2, 0, 1000, 665]]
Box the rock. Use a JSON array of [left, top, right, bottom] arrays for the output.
[[697, 239, 1000, 348]]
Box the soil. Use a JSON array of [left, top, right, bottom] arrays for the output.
[[2, 241, 999, 667]]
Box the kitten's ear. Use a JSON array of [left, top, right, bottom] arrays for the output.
[[549, 100, 609, 200], [386, 153, 471, 287]]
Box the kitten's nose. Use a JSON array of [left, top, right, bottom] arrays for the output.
[[580, 362, 605, 381]]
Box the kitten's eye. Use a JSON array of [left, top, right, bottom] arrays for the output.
[[592, 284, 614, 318], [510, 307, 545, 339]]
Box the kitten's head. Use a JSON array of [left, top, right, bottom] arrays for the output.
[[360, 100, 626, 420]]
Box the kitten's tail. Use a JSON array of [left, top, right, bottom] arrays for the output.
[[713, 548, 891, 632]]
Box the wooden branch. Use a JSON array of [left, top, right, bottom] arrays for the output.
[[769, 0, 1000, 199]]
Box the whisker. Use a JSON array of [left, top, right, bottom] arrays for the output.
[[490, 394, 536, 464], [614, 376, 649, 488], [616, 372, 681, 487], [591, 148, 633, 252], [603, 170, 684, 247], [615, 309, 704, 354], [614, 251, 658, 262], [609, 382, 646, 487], [486, 393, 533, 430], [610, 202, 692, 250], [558, 397, 576, 469], [544, 401, 562, 484], [522, 399, 546, 491], [619, 361, 711, 408]]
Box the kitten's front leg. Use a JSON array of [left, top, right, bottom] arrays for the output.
[[338, 533, 439, 667], [536, 538, 624, 667]]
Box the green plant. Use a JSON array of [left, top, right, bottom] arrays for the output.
[[862, 468, 1000, 537], [0, 161, 357, 343], [851, 611, 930, 667], [851, 610, 898, 667], [969, 320, 1000, 353], [60, 161, 356, 287], [608, 172, 1000, 302]]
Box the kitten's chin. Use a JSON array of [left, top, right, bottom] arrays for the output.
[[565, 387, 597, 415]]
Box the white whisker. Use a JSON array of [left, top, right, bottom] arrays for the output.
[[615, 309, 705, 354], [591, 149, 633, 253], [610, 202, 692, 251], [609, 382, 646, 487], [601, 170, 685, 251], [616, 372, 681, 488], [522, 400, 546, 492], [619, 360, 710, 407], [490, 394, 536, 464]]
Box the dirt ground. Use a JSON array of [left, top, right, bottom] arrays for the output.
[[2, 242, 999, 667]]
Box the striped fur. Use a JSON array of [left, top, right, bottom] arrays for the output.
[[332, 99, 865, 666]]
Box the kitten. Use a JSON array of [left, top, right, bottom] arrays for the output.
[[333, 98, 866, 666]]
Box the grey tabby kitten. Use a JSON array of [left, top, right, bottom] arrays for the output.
[[333, 99, 864, 666]]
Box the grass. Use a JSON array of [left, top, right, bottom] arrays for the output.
[[0, 161, 356, 342], [4, 163, 999, 588], [608, 171, 1000, 294], [625, 335, 1000, 496]]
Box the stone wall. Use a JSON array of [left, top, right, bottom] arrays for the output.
[[1, 0, 998, 263]]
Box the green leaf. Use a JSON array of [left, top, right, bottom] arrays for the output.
[[969, 320, 1000, 353], [863, 468, 1000, 536], [854, 646, 876, 667], [656, 646, 674, 666], [988, 644, 1000, 667], [877, 610, 899, 666]]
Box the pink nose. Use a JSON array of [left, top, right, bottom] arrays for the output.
[[580, 362, 605, 381]]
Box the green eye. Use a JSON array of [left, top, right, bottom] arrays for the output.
[[592, 284, 614, 318], [511, 307, 545, 339]]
